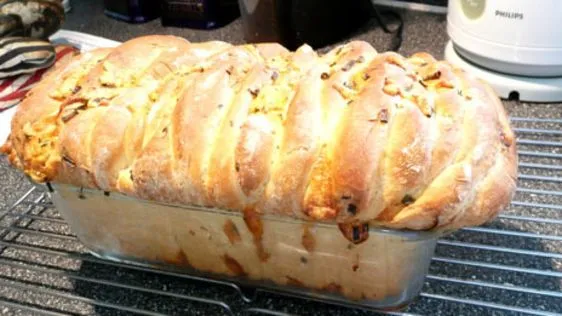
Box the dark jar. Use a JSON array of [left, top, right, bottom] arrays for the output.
[[161, 0, 240, 30], [238, 0, 373, 50], [103, 0, 161, 23]]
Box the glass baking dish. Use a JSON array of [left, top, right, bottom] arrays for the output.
[[48, 183, 440, 311]]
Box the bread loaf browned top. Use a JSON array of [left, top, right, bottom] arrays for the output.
[[1, 35, 518, 232]]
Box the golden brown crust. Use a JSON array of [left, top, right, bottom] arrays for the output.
[[2, 48, 112, 182], [260, 50, 324, 216], [2, 35, 518, 231], [303, 42, 378, 220]]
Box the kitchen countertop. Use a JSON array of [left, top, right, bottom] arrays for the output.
[[0, 1, 560, 315]]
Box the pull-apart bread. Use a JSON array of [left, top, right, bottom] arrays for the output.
[[1, 35, 517, 232]]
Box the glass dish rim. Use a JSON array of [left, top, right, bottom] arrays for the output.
[[46, 182, 446, 241]]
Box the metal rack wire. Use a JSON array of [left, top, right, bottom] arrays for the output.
[[0, 116, 560, 316]]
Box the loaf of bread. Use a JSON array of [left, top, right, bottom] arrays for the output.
[[1, 35, 517, 233]]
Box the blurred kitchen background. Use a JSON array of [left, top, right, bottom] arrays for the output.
[[86, 0, 451, 51]]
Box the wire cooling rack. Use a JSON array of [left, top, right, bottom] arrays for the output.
[[0, 116, 560, 316]]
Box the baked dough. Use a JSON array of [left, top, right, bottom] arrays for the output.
[[1, 35, 518, 232]]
